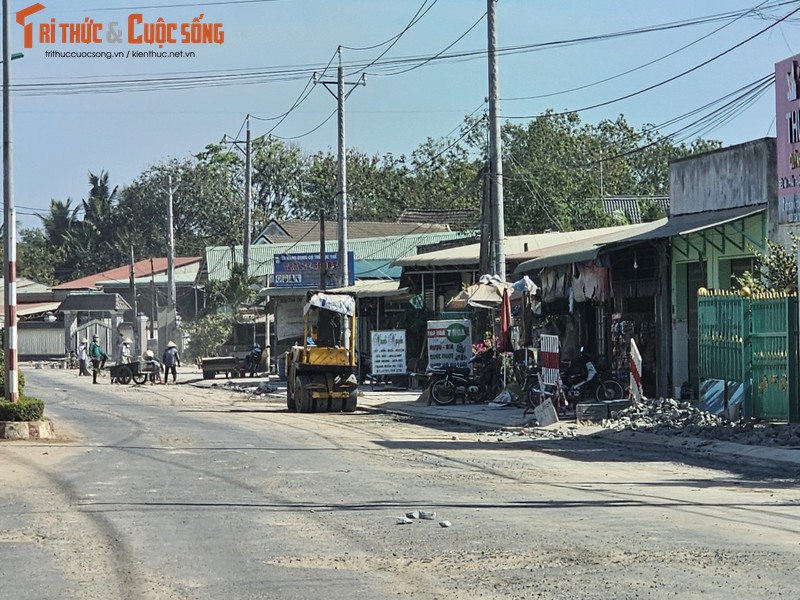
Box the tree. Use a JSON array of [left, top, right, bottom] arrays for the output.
[[17, 228, 56, 285], [183, 312, 234, 360], [735, 237, 798, 293], [251, 137, 305, 226], [118, 149, 244, 259], [205, 262, 260, 315]]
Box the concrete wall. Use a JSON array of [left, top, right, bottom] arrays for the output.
[[669, 138, 777, 223]]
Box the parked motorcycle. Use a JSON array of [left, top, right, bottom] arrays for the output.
[[529, 348, 624, 407], [426, 347, 502, 406], [244, 344, 264, 377]]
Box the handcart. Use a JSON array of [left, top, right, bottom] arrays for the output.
[[108, 361, 150, 385]]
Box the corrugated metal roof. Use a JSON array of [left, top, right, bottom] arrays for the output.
[[513, 205, 765, 272], [205, 231, 468, 281], [54, 257, 202, 290], [393, 225, 640, 268], [253, 220, 452, 244], [327, 279, 408, 298], [94, 262, 201, 288], [57, 293, 132, 313], [0, 277, 52, 294], [602, 196, 670, 224]]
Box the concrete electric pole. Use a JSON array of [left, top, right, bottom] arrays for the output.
[[3, 0, 18, 402], [316, 47, 365, 288], [163, 175, 179, 346], [487, 0, 506, 281], [244, 115, 252, 277]]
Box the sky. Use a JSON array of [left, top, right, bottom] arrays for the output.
[[6, 0, 800, 231]]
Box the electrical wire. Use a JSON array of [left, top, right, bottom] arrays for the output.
[[504, 3, 800, 120], [503, 0, 775, 102], [342, 0, 438, 52], [366, 11, 486, 78], [12, 3, 790, 96]]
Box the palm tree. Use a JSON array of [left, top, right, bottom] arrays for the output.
[[38, 198, 79, 248]]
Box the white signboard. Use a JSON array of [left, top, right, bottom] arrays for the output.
[[275, 297, 305, 343], [370, 330, 407, 376], [426, 319, 472, 369]]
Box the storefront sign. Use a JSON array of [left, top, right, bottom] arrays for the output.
[[273, 252, 355, 288], [776, 55, 800, 223], [426, 319, 472, 368], [370, 330, 407, 376]]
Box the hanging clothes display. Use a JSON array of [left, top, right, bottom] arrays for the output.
[[541, 266, 570, 303], [570, 262, 611, 304]]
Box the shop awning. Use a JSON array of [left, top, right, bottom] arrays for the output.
[[262, 279, 409, 300], [326, 279, 410, 298], [514, 205, 766, 273], [512, 219, 665, 272]]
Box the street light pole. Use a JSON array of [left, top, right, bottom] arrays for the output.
[[3, 0, 19, 402]]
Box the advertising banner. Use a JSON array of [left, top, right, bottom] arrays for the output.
[[273, 252, 355, 288], [776, 55, 800, 224], [370, 330, 407, 376], [426, 319, 472, 369]]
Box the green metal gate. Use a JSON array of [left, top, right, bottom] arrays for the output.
[[750, 294, 798, 422], [697, 291, 799, 423]]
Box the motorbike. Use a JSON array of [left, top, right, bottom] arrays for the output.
[[529, 348, 624, 408], [244, 344, 264, 377], [426, 347, 502, 406]]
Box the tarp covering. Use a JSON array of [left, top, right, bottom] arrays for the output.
[[447, 274, 537, 310], [303, 293, 356, 316]]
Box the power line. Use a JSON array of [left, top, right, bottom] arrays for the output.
[[502, 0, 776, 102], [504, 3, 800, 120], [12, 3, 789, 97], [342, 0, 438, 52]]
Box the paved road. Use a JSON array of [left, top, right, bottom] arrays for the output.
[[2, 369, 800, 599]]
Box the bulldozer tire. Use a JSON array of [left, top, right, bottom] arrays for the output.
[[297, 377, 314, 413], [343, 390, 358, 412], [286, 378, 296, 411], [328, 397, 343, 412]]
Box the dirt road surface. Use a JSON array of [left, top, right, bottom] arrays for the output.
[[1, 368, 799, 599]]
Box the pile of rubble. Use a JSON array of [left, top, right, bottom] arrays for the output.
[[603, 397, 800, 448]]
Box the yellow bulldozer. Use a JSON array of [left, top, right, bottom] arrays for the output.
[[286, 292, 359, 413]]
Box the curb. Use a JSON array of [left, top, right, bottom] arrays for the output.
[[590, 428, 800, 473], [0, 419, 56, 441]]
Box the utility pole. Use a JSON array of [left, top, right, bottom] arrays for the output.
[[163, 175, 178, 345], [167, 175, 176, 309], [129, 245, 139, 356], [316, 47, 365, 287], [2, 0, 18, 402], [487, 0, 506, 280], [244, 115, 252, 277], [319, 211, 327, 290]]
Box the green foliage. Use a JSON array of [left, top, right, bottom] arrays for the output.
[[734, 237, 798, 293], [205, 263, 260, 315], [18, 228, 57, 285], [183, 312, 235, 360], [639, 198, 667, 222], [15, 110, 720, 283], [0, 396, 44, 421]]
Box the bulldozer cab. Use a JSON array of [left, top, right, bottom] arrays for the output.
[[301, 292, 357, 365], [286, 292, 359, 413]]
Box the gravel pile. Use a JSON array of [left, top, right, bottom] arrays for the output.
[[603, 397, 800, 448]]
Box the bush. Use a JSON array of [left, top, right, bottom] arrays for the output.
[[0, 395, 44, 421]]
